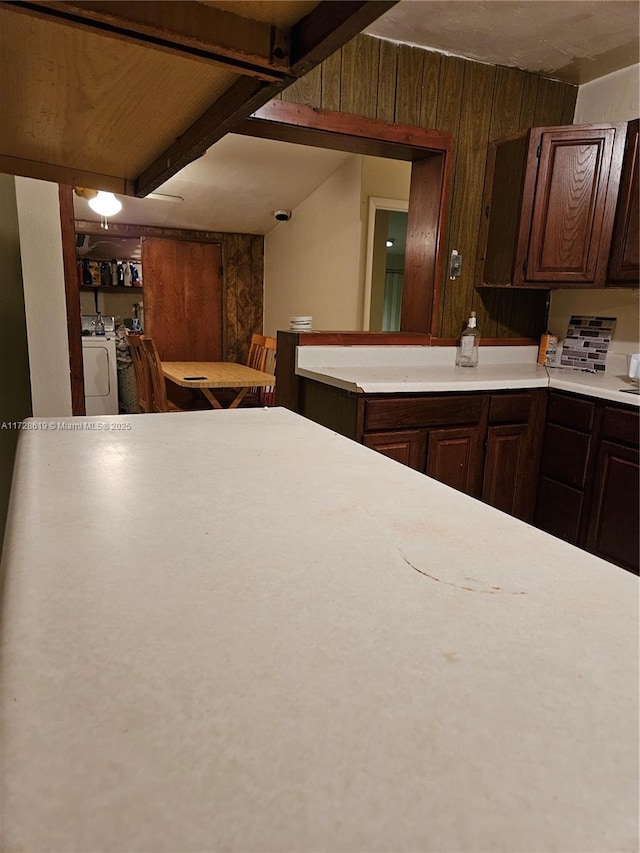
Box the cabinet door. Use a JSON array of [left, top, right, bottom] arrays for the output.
[[585, 441, 639, 574], [363, 430, 427, 472], [517, 125, 625, 286], [482, 424, 530, 519], [608, 119, 639, 285], [426, 427, 483, 497]]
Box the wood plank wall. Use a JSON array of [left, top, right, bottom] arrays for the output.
[[281, 35, 577, 339]]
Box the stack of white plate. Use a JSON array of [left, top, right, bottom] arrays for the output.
[[289, 316, 313, 332]]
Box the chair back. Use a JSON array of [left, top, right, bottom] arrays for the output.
[[126, 332, 152, 413], [260, 336, 276, 406], [247, 333, 267, 372], [141, 337, 170, 413]]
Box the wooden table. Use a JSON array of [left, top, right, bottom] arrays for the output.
[[162, 361, 275, 409]]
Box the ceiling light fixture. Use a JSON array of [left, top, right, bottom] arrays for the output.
[[386, 238, 395, 248], [88, 191, 122, 217], [74, 187, 122, 229]]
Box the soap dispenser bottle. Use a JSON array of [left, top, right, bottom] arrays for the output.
[[456, 310, 479, 367]]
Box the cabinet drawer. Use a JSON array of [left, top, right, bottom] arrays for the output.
[[365, 395, 484, 431], [540, 424, 592, 488], [489, 393, 532, 424], [547, 392, 595, 431], [601, 406, 639, 446]]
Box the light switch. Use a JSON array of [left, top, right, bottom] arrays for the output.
[[449, 250, 462, 279]]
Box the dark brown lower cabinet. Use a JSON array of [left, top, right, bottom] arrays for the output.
[[585, 440, 639, 572], [427, 427, 484, 497], [535, 391, 639, 574], [363, 430, 426, 470], [300, 381, 546, 523], [482, 424, 529, 516]]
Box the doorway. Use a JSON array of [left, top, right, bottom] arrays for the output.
[[363, 198, 409, 331]]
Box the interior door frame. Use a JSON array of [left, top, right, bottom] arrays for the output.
[[362, 196, 409, 331], [236, 99, 453, 335]]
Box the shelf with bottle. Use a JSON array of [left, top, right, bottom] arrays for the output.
[[77, 257, 143, 291]]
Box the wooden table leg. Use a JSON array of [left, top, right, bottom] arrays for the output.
[[228, 387, 250, 409], [201, 389, 223, 409]]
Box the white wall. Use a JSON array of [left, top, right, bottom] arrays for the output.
[[264, 156, 363, 336], [263, 154, 412, 336], [574, 64, 640, 123], [548, 64, 640, 353], [15, 177, 73, 416]]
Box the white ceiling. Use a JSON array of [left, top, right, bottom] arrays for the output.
[[74, 134, 353, 235], [366, 0, 640, 84], [74, 1, 639, 234]]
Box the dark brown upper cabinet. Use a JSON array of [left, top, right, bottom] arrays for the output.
[[608, 119, 639, 286], [477, 123, 627, 289]]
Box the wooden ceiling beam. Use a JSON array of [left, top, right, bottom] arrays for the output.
[[5, 0, 293, 82], [290, 1, 398, 74], [133, 0, 398, 197], [0, 153, 130, 195]]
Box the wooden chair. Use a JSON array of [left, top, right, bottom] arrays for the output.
[[259, 336, 276, 406], [247, 333, 267, 372], [125, 331, 153, 413], [141, 337, 185, 413], [235, 332, 265, 406]]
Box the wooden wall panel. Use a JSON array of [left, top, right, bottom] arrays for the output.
[[283, 64, 322, 108], [442, 61, 496, 339], [321, 50, 342, 112], [482, 67, 528, 338], [419, 52, 441, 129], [395, 45, 424, 126], [281, 34, 578, 340], [340, 35, 379, 118], [376, 39, 398, 122]]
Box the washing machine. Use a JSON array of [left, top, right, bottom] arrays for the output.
[[82, 335, 119, 415]]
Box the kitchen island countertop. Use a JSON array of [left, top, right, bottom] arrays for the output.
[[1, 407, 638, 852]]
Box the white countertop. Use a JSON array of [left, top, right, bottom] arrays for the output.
[[1, 408, 637, 852], [296, 346, 640, 405]]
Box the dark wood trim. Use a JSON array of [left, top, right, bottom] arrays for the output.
[[237, 100, 453, 336], [403, 156, 450, 334], [290, 1, 398, 73], [75, 220, 239, 244], [239, 99, 453, 161], [59, 185, 86, 415]]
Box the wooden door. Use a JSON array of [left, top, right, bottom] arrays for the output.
[[482, 424, 529, 519], [517, 125, 625, 286], [608, 119, 639, 285], [141, 238, 223, 361], [585, 441, 639, 574], [426, 426, 483, 497], [364, 430, 427, 471]]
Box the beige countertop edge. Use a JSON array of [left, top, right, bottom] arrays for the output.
[[295, 366, 640, 405]]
